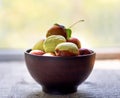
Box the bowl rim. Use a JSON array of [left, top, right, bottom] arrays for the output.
[[25, 49, 96, 58]]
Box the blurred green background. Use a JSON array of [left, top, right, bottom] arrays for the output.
[[0, 0, 120, 49]]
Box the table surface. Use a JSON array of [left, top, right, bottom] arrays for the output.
[[0, 60, 120, 98]]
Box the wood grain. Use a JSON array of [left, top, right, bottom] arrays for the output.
[[0, 60, 120, 98]]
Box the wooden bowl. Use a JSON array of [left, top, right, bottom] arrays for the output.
[[24, 49, 96, 95]]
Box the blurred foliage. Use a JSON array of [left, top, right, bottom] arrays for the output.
[[0, 0, 120, 49]]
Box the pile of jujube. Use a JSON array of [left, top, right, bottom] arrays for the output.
[[30, 24, 92, 56]]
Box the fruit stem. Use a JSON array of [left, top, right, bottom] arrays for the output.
[[69, 19, 84, 28]]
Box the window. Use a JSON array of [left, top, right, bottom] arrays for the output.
[[0, 0, 120, 60]]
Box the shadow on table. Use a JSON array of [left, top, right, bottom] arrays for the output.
[[27, 90, 95, 98]]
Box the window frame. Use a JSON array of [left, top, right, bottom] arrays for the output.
[[0, 48, 120, 61]]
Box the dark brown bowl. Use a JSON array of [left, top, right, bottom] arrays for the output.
[[24, 49, 96, 95]]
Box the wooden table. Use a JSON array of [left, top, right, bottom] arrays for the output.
[[0, 60, 120, 98]]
